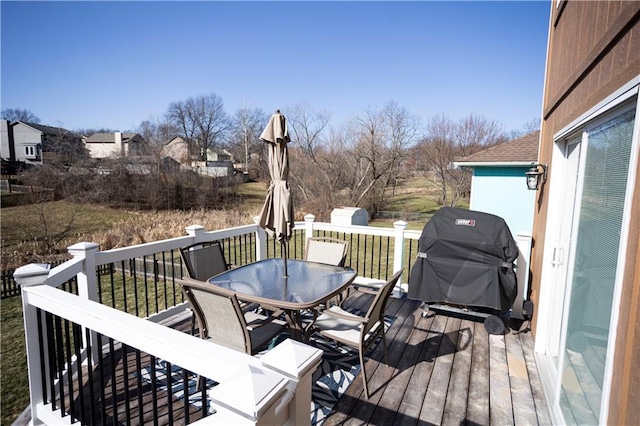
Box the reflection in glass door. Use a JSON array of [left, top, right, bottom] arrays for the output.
[[558, 108, 635, 424]]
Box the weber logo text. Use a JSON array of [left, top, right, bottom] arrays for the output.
[[455, 219, 476, 226]]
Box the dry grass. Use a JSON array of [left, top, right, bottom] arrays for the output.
[[1, 203, 262, 270]]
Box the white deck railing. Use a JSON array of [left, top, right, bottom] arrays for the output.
[[15, 215, 532, 425]]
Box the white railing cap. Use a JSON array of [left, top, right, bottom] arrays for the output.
[[13, 263, 50, 286], [261, 338, 323, 379]]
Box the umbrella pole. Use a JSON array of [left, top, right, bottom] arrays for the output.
[[282, 241, 289, 278]]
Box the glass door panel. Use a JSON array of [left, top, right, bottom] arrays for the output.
[[559, 108, 635, 424]]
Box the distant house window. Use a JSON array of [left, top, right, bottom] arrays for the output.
[[25, 146, 36, 158]]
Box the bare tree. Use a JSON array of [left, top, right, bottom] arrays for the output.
[[227, 106, 268, 176], [286, 105, 358, 217], [138, 116, 176, 156], [41, 123, 89, 170], [1, 108, 41, 123], [165, 93, 229, 160], [416, 113, 508, 206], [346, 101, 421, 217], [414, 114, 457, 205]]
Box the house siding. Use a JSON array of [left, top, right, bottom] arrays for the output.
[[532, 1, 640, 424], [11, 122, 43, 164], [470, 166, 535, 237]]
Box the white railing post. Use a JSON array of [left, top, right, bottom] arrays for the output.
[[393, 220, 408, 296], [260, 339, 323, 426], [303, 214, 316, 245], [15, 263, 51, 426], [254, 216, 267, 261], [185, 224, 206, 242], [68, 242, 100, 363], [67, 242, 100, 302], [514, 232, 533, 320]]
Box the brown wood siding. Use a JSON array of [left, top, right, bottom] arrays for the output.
[[531, 1, 640, 424]]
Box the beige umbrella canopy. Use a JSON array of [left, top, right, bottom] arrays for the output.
[[258, 110, 294, 272]]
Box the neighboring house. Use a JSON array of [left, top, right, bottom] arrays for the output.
[[0, 120, 81, 166], [530, 2, 639, 425], [161, 137, 190, 164], [453, 130, 539, 237], [84, 132, 145, 159], [161, 136, 235, 177]]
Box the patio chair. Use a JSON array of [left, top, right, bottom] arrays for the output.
[[305, 237, 350, 267], [306, 268, 404, 399], [180, 242, 230, 281], [178, 277, 287, 355], [180, 242, 255, 333]]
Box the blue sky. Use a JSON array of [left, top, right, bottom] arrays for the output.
[[1, 1, 550, 134]]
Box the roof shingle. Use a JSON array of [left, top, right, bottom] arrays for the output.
[[457, 130, 539, 163]]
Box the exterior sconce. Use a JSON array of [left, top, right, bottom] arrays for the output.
[[526, 163, 547, 190]]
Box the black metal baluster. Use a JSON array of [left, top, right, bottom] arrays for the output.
[[54, 316, 67, 416], [63, 319, 76, 421], [97, 333, 107, 426], [183, 368, 190, 424], [143, 256, 150, 317], [355, 234, 361, 273], [150, 355, 159, 426], [200, 380, 208, 419], [408, 239, 415, 277], [37, 308, 49, 405], [120, 260, 128, 313], [97, 266, 103, 304], [162, 251, 168, 309], [122, 344, 132, 426], [46, 312, 57, 411], [363, 235, 368, 277], [166, 361, 174, 425], [71, 322, 84, 424], [108, 338, 119, 425], [132, 260, 140, 317], [84, 328, 94, 425], [135, 350, 144, 425]]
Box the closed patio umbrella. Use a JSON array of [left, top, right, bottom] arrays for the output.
[[258, 110, 294, 276]]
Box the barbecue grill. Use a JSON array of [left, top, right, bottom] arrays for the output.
[[408, 207, 519, 334]]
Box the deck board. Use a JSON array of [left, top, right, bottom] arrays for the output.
[[489, 333, 515, 425], [391, 309, 436, 426], [467, 321, 490, 425], [505, 330, 539, 425], [441, 318, 473, 425]]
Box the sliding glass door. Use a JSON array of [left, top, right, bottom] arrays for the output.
[[557, 107, 636, 424], [539, 92, 638, 425]]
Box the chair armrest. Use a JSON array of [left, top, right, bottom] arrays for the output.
[[245, 314, 287, 330], [350, 285, 380, 295], [321, 308, 368, 323]]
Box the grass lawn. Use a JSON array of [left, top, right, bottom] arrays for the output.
[[1, 296, 29, 426]]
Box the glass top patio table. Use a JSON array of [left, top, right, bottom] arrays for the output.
[[207, 258, 357, 310]]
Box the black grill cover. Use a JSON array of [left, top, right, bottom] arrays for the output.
[[408, 207, 518, 313]]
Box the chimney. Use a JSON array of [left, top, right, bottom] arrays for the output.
[[114, 131, 124, 156]]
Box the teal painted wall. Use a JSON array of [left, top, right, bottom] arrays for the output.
[[469, 166, 535, 237]]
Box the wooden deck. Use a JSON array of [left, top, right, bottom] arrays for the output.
[[322, 291, 551, 426], [15, 291, 551, 426]]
